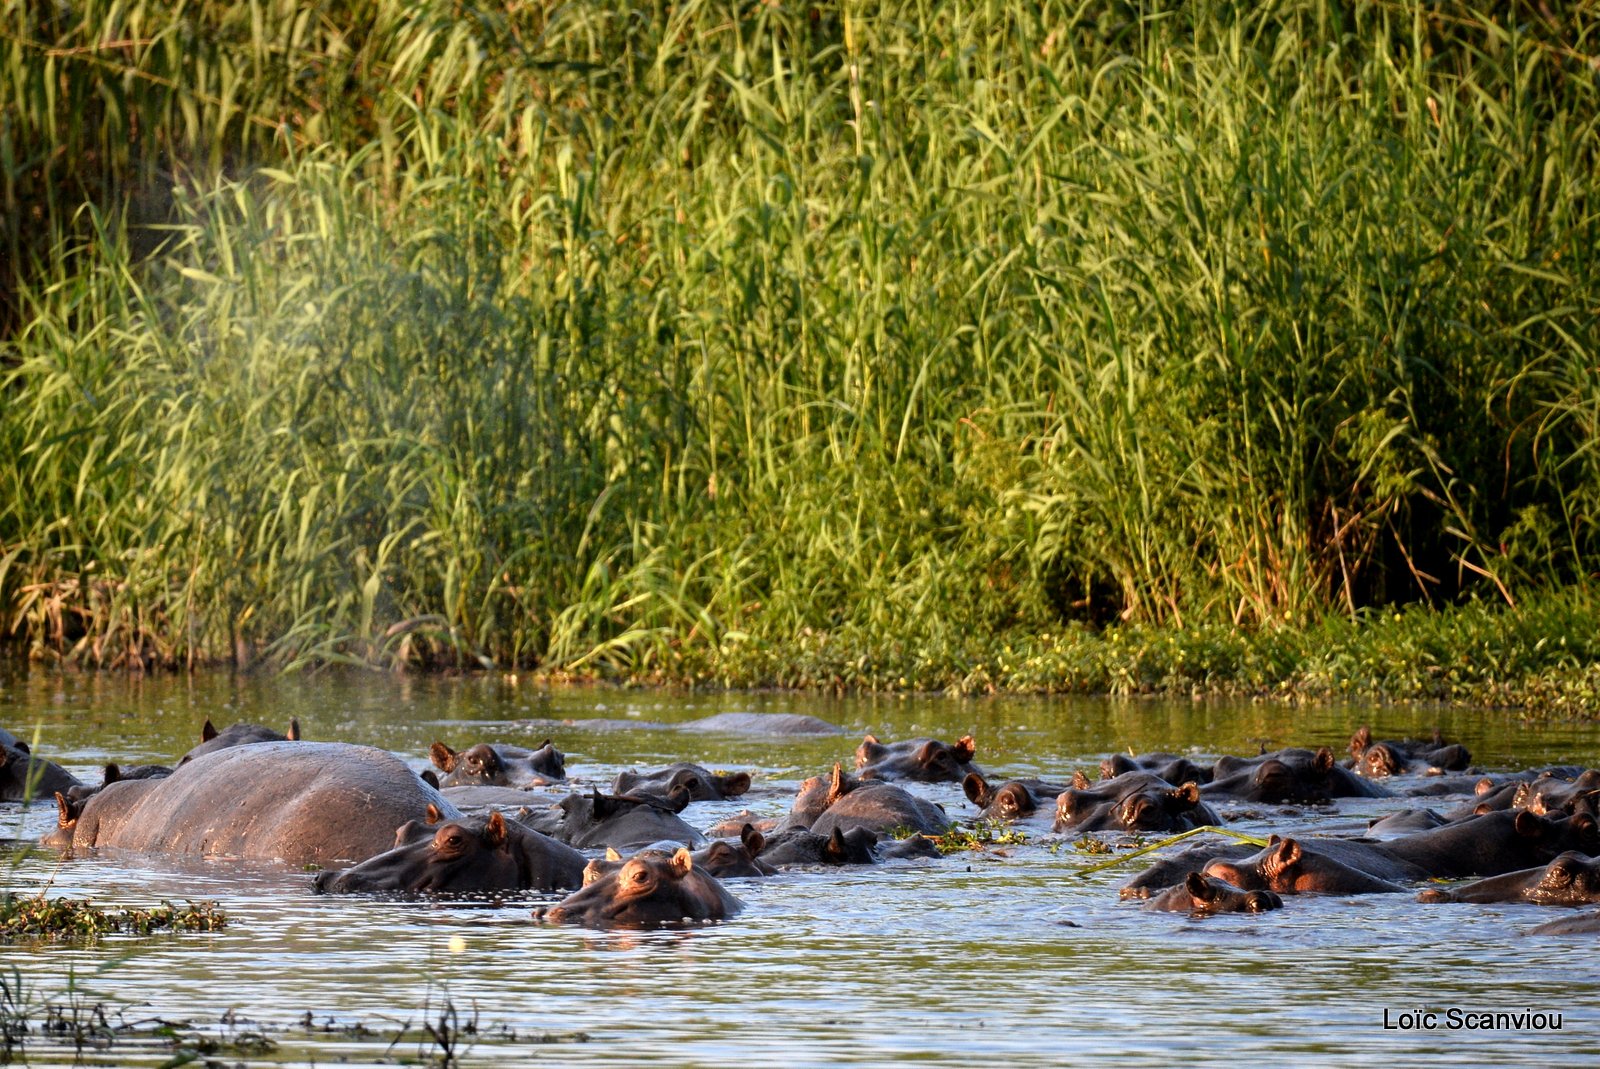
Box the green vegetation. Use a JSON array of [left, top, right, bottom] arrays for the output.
[[921, 822, 1030, 855], [0, 896, 225, 939], [2, 2, 1598, 709]]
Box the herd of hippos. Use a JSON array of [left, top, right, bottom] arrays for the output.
[[4, 714, 1600, 931]]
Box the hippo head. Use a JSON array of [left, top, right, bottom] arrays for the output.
[[1114, 782, 1207, 832], [1348, 726, 1374, 760], [696, 825, 775, 878], [537, 848, 741, 928], [314, 810, 532, 894], [963, 774, 1037, 820], [1356, 742, 1406, 778], [1149, 871, 1284, 915], [528, 739, 566, 780], [1204, 837, 1402, 895], [790, 764, 861, 826], [429, 742, 504, 787], [1249, 747, 1340, 803], [1100, 754, 1138, 780], [1526, 852, 1600, 906], [855, 734, 978, 782]]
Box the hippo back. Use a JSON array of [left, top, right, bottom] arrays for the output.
[[58, 741, 459, 867]]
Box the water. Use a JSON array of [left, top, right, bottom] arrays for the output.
[[4, 667, 1600, 1066]]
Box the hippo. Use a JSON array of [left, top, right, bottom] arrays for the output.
[[1417, 852, 1600, 906], [1369, 809, 1600, 879], [62, 762, 174, 805], [1347, 726, 1471, 778], [1144, 871, 1284, 914], [963, 773, 1074, 821], [178, 718, 301, 765], [1119, 843, 1260, 899], [1510, 770, 1600, 816], [1528, 911, 1600, 935], [1204, 838, 1410, 895], [674, 712, 842, 735], [1204, 747, 1389, 803], [856, 734, 982, 783], [1102, 752, 1213, 786], [44, 741, 457, 867], [1, 739, 81, 803], [612, 763, 751, 804], [536, 847, 743, 928], [759, 825, 881, 867], [1054, 772, 1220, 834], [313, 808, 587, 894], [428, 739, 565, 788], [1363, 808, 1449, 839], [782, 764, 864, 830], [544, 788, 707, 852], [809, 781, 949, 838], [585, 825, 777, 883]]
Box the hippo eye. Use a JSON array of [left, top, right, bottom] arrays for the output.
[[1548, 862, 1575, 887]]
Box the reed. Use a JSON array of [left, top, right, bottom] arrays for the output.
[[2, 1, 1597, 707]]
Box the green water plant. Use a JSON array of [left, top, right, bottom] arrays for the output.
[[0, 896, 226, 940]]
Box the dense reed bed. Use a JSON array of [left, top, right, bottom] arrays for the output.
[[2, 1, 1598, 708]]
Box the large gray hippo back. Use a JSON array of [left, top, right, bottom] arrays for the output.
[[50, 741, 459, 867]]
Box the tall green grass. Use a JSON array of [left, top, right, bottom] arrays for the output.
[[1, 1, 1597, 693]]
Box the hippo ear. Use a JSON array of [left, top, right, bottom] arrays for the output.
[[1267, 833, 1282, 846], [581, 860, 605, 887], [963, 773, 992, 807], [741, 823, 765, 856], [102, 763, 122, 785], [722, 771, 752, 797], [664, 784, 692, 813], [593, 788, 621, 819], [484, 811, 507, 848], [12, 740, 27, 755], [1185, 871, 1216, 902], [827, 764, 849, 806], [1170, 782, 1201, 809], [1350, 726, 1372, 756], [613, 770, 638, 793], [538, 738, 553, 750], [670, 847, 693, 877], [1072, 770, 1091, 790], [420, 769, 440, 789], [201, 719, 218, 743], [605, 846, 622, 861], [1273, 838, 1302, 867], [824, 827, 849, 862], [1474, 777, 1495, 796], [1514, 809, 1541, 838], [954, 735, 976, 762], [856, 735, 883, 767], [287, 717, 302, 741], [55, 791, 75, 829], [425, 803, 445, 825], [429, 742, 457, 772], [1314, 747, 1335, 773]]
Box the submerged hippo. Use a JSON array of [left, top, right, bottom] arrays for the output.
[[809, 781, 949, 838], [612, 763, 751, 804], [1204, 838, 1409, 895], [1120, 843, 1260, 899], [1347, 726, 1471, 778], [1, 738, 81, 803], [536, 848, 743, 928], [1144, 872, 1284, 915], [963, 773, 1074, 821], [1102, 752, 1213, 786], [313, 808, 586, 894], [1418, 852, 1600, 906], [585, 825, 777, 883], [1054, 772, 1219, 834], [178, 718, 301, 765], [856, 734, 981, 783], [759, 825, 881, 867], [1204, 747, 1388, 803], [45, 741, 457, 867], [541, 788, 707, 852], [429, 739, 566, 788]]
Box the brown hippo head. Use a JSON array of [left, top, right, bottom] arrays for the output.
[[537, 848, 743, 928], [1145, 871, 1284, 915], [855, 734, 980, 783], [313, 809, 586, 895], [1204, 837, 1407, 895]]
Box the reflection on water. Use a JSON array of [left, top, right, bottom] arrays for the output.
[[4, 665, 1600, 1065]]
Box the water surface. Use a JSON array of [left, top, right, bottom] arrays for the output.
[[3, 667, 1599, 1066]]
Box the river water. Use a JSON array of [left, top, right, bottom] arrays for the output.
[[3, 667, 1599, 1066]]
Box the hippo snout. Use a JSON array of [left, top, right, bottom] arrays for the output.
[[312, 869, 340, 894]]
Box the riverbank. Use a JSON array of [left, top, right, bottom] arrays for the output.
[[4, 3, 1597, 708]]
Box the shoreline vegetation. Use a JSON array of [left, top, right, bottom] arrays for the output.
[[3, 3, 1599, 712]]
